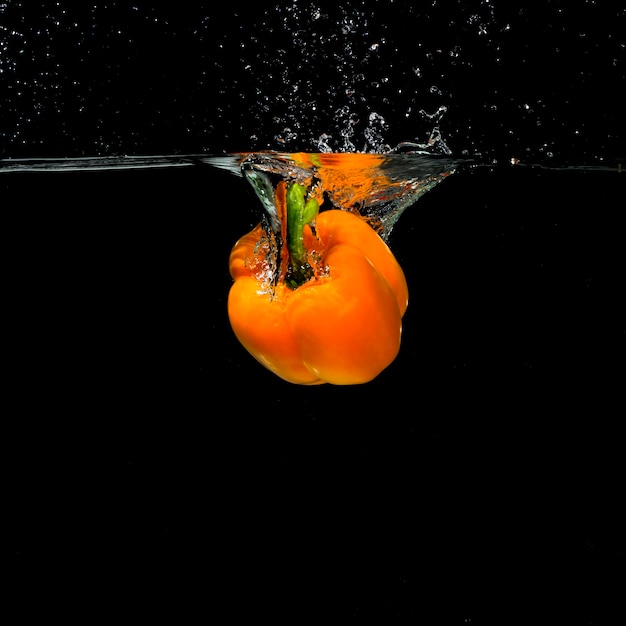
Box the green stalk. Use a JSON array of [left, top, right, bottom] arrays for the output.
[[285, 182, 319, 289]]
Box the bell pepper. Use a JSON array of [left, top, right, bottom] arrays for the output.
[[227, 180, 409, 385]]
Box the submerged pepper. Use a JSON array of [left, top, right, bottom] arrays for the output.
[[227, 182, 408, 385]]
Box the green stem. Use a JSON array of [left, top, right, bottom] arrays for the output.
[[285, 182, 319, 289]]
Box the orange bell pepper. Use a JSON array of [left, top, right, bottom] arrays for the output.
[[227, 180, 409, 385]]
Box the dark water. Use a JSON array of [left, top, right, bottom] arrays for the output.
[[3, 2, 625, 623], [4, 162, 624, 623]]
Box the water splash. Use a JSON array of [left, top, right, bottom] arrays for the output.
[[237, 2, 457, 155], [225, 151, 459, 241]]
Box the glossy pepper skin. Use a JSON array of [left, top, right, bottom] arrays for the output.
[[228, 203, 408, 385]]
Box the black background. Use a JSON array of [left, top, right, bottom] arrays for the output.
[[2, 0, 625, 160], [3, 2, 625, 624]]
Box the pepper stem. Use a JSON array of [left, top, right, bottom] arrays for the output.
[[285, 182, 319, 289]]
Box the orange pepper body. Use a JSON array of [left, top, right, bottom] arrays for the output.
[[228, 209, 408, 385]]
